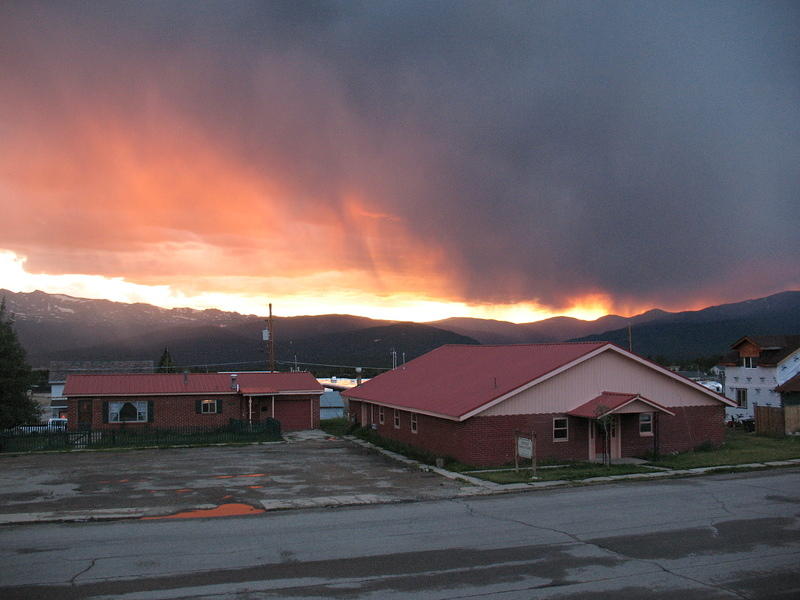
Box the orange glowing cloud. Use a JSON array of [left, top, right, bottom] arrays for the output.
[[3, 4, 795, 323]]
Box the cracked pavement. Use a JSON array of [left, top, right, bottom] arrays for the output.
[[1, 468, 798, 599], [0, 432, 473, 523]]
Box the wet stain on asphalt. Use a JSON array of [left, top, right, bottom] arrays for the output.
[[766, 494, 800, 504], [589, 517, 800, 560]]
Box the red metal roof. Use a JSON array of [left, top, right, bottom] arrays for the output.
[[343, 342, 608, 419], [567, 392, 675, 418], [64, 372, 323, 397]]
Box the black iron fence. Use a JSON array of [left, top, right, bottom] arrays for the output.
[[0, 419, 281, 453]]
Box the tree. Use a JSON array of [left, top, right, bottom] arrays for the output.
[[594, 405, 612, 467], [0, 297, 39, 429], [158, 347, 177, 373]]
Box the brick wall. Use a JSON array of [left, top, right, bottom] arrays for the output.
[[618, 413, 656, 457], [348, 402, 590, 466], [655, 405, 726, 453], [67, 393, 320, 432], [348, 402, 726, 466]]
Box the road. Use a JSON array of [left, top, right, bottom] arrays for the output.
[[2, 469, 799, 599]]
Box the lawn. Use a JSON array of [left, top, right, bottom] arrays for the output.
[[650, 430, 800, 469], [319, 419, 800, 482], [470, 464, 658, 484]]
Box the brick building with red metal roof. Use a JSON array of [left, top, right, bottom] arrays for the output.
[[343, 342, 735, 466], [63, 372, 323, 432]]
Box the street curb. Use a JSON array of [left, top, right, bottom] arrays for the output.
[[0, 506, 180, 525]]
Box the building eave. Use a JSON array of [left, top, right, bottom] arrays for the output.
[[242, 390, 324, 397], [343, 395, 461, 422]]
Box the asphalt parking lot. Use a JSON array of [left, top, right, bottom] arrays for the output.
[[0, 431, 474, 522]]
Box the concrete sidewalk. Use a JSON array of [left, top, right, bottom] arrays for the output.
[[2, 432, 799, 525]]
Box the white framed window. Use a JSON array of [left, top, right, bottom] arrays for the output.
[[393, 409, 400, 429], [379, 406, 385, 424], [639, 413, 653, 436], [109, 401, 147, 423], [411, 413, 418, 433], [742, 356, 757, 368], [553, 417, 568, 441], [736, 388, 748, 408], [201, 399, 217, 414]]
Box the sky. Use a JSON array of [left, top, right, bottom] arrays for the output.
[[1, 1, 798, 323]]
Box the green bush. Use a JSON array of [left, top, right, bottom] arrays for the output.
[[319, 417, 351, 437]]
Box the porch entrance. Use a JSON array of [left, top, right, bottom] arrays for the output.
[[588, 415, 621, 462]]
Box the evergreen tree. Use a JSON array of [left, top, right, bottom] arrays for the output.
[[158, 347, 176, 373], [0, 298, 39, 429]]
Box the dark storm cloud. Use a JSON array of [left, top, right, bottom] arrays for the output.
[[2, 1, 798, 311]]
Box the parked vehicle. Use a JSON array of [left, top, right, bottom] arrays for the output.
[[11, 418, 68, 434]]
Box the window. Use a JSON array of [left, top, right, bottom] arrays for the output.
[[196, 399, 221, 414], [639, 413, 653, 436], [411, 413, 418, 433], [393, 409, 400, 429], [736, 388, 748, 408], [742, 356, 757, 368], [379, 406, 385, 424], [109, 401, 147, 423], [553, 417, 568, 441]]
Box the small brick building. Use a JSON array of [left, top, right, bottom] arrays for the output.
[[63, 372, 323, 432], [343, 342, 735, 466]]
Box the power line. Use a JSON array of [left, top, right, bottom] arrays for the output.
[[166, 358, 392, 372], [49, 358, 392, 373]]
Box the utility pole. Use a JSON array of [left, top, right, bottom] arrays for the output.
[[627, 323, 633, 352], [264, 303, 276, 372]]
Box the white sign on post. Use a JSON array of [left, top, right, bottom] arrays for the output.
[[517, 436, 532, 459]]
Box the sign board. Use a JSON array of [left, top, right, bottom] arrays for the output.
[[517, 436, 532, 459], [262, 329, 270, 341]]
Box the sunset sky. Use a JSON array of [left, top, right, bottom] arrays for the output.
[[1, 1, 798, 323]]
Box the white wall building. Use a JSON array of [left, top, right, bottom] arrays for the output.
[[719, 335, 800, 421]]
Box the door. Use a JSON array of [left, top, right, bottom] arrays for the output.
[[593, 416, 621, 461], [78, 399, 93, 431]]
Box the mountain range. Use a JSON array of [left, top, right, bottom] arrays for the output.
[[2, 289, 799, 372]]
